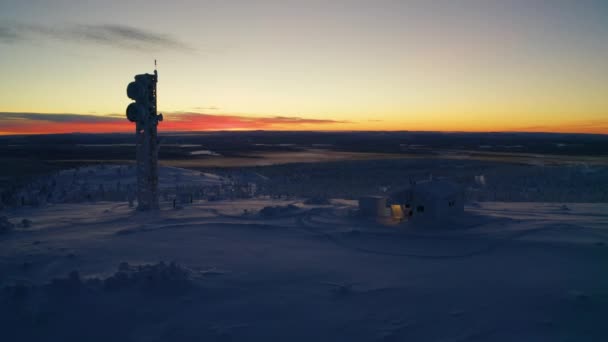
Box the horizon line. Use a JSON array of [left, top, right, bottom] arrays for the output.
[[1, 129, 607, 137]]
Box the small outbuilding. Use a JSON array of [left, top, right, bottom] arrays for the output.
[[358, 196, 388, 217]]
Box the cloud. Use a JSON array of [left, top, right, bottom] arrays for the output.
[[191, 106, 221, 111], [0, 112, 122, 123], [0, 112, 350, 135], [0, 26, 20, 43], [70, 24, 194, 52], [0, 23, 194, 52], [511, 119, 608, 135], [162, 113, 349, 131]]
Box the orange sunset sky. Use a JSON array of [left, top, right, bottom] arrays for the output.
[[1, 0, 607, 135]]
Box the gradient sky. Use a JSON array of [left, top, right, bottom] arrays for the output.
[[1, 0, 607, 134]]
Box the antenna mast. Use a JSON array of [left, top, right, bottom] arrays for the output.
[[125, 63, 163, 210]]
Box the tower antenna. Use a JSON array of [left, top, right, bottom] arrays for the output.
[[126, 64, 162, 210]]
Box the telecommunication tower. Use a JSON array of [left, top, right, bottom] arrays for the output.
[[126, 62, 163, 210]]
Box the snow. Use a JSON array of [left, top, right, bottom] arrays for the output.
[[1, 198, 607, 341], [14, 165, 225, 205], [49, 164, 225, 189]]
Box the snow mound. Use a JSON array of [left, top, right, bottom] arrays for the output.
[[3, 262, 193, 299]]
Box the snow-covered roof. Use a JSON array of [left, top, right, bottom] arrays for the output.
[[412, 179, 461, 199]]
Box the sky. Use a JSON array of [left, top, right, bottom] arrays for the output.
[[0, 0, 607, 134]]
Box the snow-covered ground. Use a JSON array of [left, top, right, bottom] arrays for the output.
[[1, 199, 607, 341]]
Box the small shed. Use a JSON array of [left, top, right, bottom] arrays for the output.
[[358, 196, 388, 217]]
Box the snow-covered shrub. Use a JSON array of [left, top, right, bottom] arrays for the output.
[[103, 261, 192, 294], [20, 219, 32, 228], [47, 271, 82, 295], [259, 204, 299, 217], [3, 283, 29, 299], [0, 216, 14, 234]]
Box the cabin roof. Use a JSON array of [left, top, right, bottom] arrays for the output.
[[389, 179, 461, 203], [412, 179, 461, 199]]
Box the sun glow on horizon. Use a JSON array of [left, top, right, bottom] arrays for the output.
[[1, 1, 607, 135]]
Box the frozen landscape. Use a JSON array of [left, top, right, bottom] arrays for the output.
[[1, 132, 608, 341], [1, 165, 608, 341]]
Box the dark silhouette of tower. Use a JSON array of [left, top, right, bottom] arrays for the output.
[[126, 65, 163, 210]]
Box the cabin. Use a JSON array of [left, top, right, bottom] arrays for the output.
[[390, 179, 464, 222]]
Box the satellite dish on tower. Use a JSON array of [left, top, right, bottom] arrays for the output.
[[126, 102, 146, 123], [127, 81, 146, 102]]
